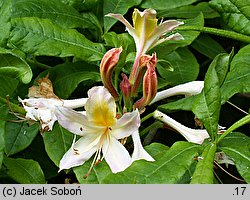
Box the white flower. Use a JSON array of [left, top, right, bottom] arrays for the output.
[[55, 86, 154, 174], [150, 81, 204, 105], [106, 8, 184, 56], [154, 110, 209, 144], [19, 97, 87, 131]]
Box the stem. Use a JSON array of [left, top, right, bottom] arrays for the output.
[[0, 96, 26, 115], [141, 112, 154, 123], [176, 26, 250, 43], [114, 68, 121, 92], [140, 121, 163, 138], [217, 114, 250, 143]]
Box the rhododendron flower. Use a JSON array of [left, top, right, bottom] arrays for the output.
[[154, 110, 209, 144], [55, 86, 154, 174], [106, 8, 184, 84], [150, 81, 204, 104], [19, 97, 87, 131]]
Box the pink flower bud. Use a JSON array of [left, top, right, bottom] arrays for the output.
[[134, 53, 157, 111], [120, 73, 132, 111], [131, 53, 157, 97], [100, 47, 123, 100]]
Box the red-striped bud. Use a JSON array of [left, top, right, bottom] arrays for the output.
[[120, 73, 132, 111], [100, 47, 123, 100], [134, 53, 157, 111], [131, 53, 157, 97]]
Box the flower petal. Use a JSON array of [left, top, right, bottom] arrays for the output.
[[85, 86, 117, 127], [102, 136, 132, 173], [156, 20, 184, 37], [105, 13, 136, 38], [55, 106, 102, 136], [131, 130, 155, 162], [154, 110, 209, 144], [59, 137, 97, 171], [150, 81, 204, 104], [111, 109, 140, 139]]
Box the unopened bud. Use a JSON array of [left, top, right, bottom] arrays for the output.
[[131, 53, 157, 97], [100, 47, 122, 100], [120, 73, 132, 111], [134, 54, 157, 111]]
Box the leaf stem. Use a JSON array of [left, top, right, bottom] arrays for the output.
[[141, 112, 154, 123], [217, 114, 250, 143], [176, 26, 250, 43]]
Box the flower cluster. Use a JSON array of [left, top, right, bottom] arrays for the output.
[[18, 8, 215, 176], [104, 8, 184, 112]]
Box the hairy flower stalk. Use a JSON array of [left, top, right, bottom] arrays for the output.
[[154, 110, 209, 144], [150, 81, 204, 104], [134, 53, 157, 111], [100, 47, 123, 100], [106, 8, 184, 86], [55, 86, 154, 175]]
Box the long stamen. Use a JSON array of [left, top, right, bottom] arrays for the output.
[[84, 128, 110, 178], [84, 148, 101, 179]]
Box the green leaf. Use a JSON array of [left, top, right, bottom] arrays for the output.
[[12, 0, 94, 29], [221, 44, 250, 104], [40, 61, 101, 99], [0, 48, 33, 84], [8, 17, 105, 62], [140, 0, 199, 10], [153, 13, 204, 55], [158, 2, 219, 19], [0, 76, 18, 97], [193, 54, 222, 140], [209, 0, 250, 35], [3, 157, 46, 183], [158, 95, 196, 113], [17, 134, 58, 180], [4, 122, 39, 156], [230, 0, 250, 20], [103, 0, 142, 32], [218, 114, 250, 143], [191, 34, 226, 59], [103, 142, 202, 183], [43, 122, 74, 167], [191, 143, 217, 184], [218, 132, 250, 183], [0, 105, 8, 168], [104, 32, 135, 52], [157, 47, 199, 86], [159, 52, 231, 113], [74, 143, 171, 183], [0, 0, 11, 47]]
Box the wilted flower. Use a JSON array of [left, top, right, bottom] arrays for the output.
[[19, 97, 87, 131], [56, 86, 154, 175], [19, 76, 87, 131]]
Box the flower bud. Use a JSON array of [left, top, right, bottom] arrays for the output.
[[134, 54, 157, 111], [120, 73, 132, 111], [100, 47, 122, 100], [131, 53, 157, 97]]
